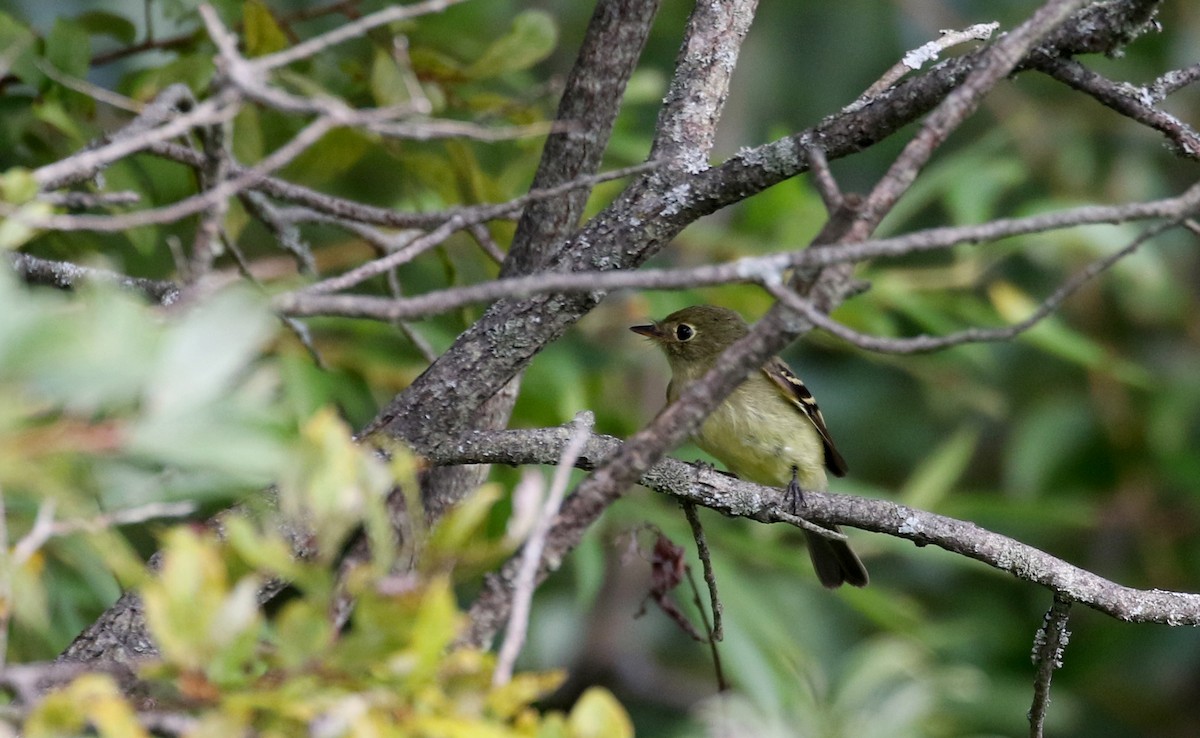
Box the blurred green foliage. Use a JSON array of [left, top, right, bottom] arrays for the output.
[[1, 1, 1199, 737]]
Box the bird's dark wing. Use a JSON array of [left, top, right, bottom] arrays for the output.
[[762, 357, 849, 477]]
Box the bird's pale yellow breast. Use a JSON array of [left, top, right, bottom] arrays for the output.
[[686, 374, 829, 491]]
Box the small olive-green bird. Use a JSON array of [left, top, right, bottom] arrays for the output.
[[631, 304, 867, 588]]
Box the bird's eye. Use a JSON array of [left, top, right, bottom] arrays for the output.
[[675, 323, 695, 341]]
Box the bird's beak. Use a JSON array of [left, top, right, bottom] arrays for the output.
[[630, 322, 663, 339]]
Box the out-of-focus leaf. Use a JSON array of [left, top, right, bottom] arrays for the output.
[[232, 103, 264, 163], [0, 167, 36, 203], [488, 670, 565, 720], [424, 483, 502, 564], [243, 0, 287, 57], [989, 281, 1151, 387], [76, 11, 137, 44], [1004, 395, 1096, 498], [410, 576, 460, 680], [278, 407, 393, 563], [224, 515, 303, 583], [463, 10, 556, 79], [273, 599, 335, 670], [0, 200, 49, 249], [898, 424, 980, 510], [370, 47, 411, 108], [31, 98, 89, 144], [44, 19, 91, 81], [567, 687, 633, 738], [281, 127, 372, 185], [144, 287, 274, 414], [123, 54, 214, 102], [140, 527, 230, 670], [206, 576, 265, 687], [25, 675, 149, 738], [0, 12, 38, 85]]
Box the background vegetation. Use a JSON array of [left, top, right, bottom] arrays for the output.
[[1, 1, 1198, 736]]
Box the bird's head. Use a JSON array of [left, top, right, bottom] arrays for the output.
[[630, 304, 750, 369]]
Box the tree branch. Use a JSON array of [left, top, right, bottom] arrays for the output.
[[1029, 592, 1073, 738], [419, 425, 1200, 648], [275, 180, 1200, 322], [1035, 57, 1200, 159]]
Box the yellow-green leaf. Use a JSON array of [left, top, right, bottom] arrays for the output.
[[371, 47, 410, 108], [243, 0, 288, 57], [27, 675, 149, 738], [567, 688, 633, 738]]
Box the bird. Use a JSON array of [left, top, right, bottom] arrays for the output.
[[631, 304, 867, 588]]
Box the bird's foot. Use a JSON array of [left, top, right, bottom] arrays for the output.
[[693, 459, 736, 479], [786, 466, 805, 516]]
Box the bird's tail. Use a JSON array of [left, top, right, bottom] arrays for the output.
[[804, 526, 868, 588]]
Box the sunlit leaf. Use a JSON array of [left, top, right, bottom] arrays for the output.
[[567, 688, 633, 738]]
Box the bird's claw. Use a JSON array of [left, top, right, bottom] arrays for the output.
[[786, 466, 805, 516]]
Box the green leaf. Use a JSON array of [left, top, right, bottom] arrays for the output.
[[0, 168, 49, 248], [45, 19, 91, 80], [424, 483, 502, 563], [0, 12, 38, 85], [370, 47, 410, 108], [26, 675, 150, 738], [898, 424, 980, 510], [143, 287, 275, 414], [205, 576, 265, 687], [989, 281, 1152, 387], [123, 54, 214, 102], [141, 528, 229, 670], [76, 11, 138, 45], [243, 0, 288, 57], [488, 671, 565, 720], [464, 10, 557, 79], [278, 408, 393, 562], [281, 127, 372, 185], [274, 600, 335, 670], [232, 105, 264, 163], [0, 167, 37, 203], [410, 576, 460, 679]]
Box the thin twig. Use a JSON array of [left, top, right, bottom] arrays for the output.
[[684, 566, 728, 692], [23, 116, 338, 232], [492, 411, 594, 686], [251, 0, 466, 72], [32, 92, 239, 190], [1037, 57, 1200, 159], [1029, 592, 1073, 738], [805, 145, 843, 212], [766, 217, 1180, 354], [855, 22, 1000, 105], [849, 0, 1090, 239], [10, 501, 196, 568], [681, 502, 722, 642], [275, 181, 1200, 321], [33, 58, 143, 113], [1148, 62, 1200, 102], [7, 252, 181, 305], [299, 161, 658, 295]]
